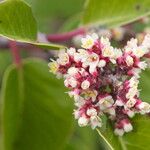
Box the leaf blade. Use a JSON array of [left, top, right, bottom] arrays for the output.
[[0, 0, 37, 41], [2, 59, 74, 150], [82, 0, 150, 27]]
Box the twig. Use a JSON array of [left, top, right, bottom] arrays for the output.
[[46, 27, 86, 42], [9, 40, 21, 67], [96, 128, 114, 150]]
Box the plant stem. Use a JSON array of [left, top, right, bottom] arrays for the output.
[[46, 27, 86, 42], [9, 40, 21, 67], [118, 137, 127, 150], [144, 52, 150, 58], [96, 128, 114, 150]]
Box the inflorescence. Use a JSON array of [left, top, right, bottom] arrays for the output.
[[48, 33, 150, 136]]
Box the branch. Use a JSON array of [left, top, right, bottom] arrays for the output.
[[9, 40, 21, 67], [46, 28, 86, 42]]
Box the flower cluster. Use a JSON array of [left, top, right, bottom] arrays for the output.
[[73, 27, 126, 47], [48, 33, 150, 136]]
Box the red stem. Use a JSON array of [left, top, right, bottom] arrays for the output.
[[144, 52, 150, 58], [46, 27, 86, 42], [9, 40, 21, 67]]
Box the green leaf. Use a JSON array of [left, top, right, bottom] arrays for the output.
[[95, 69, 150, 150], [65, 126, 104, 150], [0, 0, 64, 50], [25, 0, 85, 33], [0, 51, 12, 83], [1, 59, 73, 150], [32, 42, 66, 50], [82, 0, 150, 27], [139, 69, 150, 102], [59, 14, 82, 32], [0, 0, 37, 42]]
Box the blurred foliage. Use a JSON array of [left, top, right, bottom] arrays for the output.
[[0, 0, 37, 41], [2, 59, 74, 150], [82, 0, 150, 28], [0, 51, 12, 84], [25, 0, 85, 33], [64, 126, 106, 150], [139, 69, 150, 102]]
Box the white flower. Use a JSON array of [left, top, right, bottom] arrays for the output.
[[126, 109, 135, 118], [101, 36, 116, 60], [101, 38, 121, 61], [64, 77, 77, 88], [79, 68, 89, 77], [138, 61, 147, 70], [98, 96, 114, 110], [126, 87, 138, 99], [57, 51, 69, 65], [129, 77, 139, 88], [132, 46, 148, 58], [67, 47, 76, 56], [92, 33, 99, 40], [75, 99, 85, 107], [82, 52, 99, 74], [68, 90, 85, 107], [125, 38, 138, 52], [101, 37, 111, 47], [114, 128, 124, 136], [78, 116, 89, 127], [81, 33, 98, 49], [81, 80, 90, 90], [82, 52, 99, 66], [113, 48, 122, 59], [74, 98, 85, 107], [81, 35, 94, 49], [68, 90, 79, 100], [74, 49, 88, 62], [102, 46, 115, 58], [123, 123, 133, 132], [74, 110, 80, 119], [104, 107, 116, 116], [142, 34, 150, 49], [139, 102, 150, 114], [67, 67, 79, 76], [125, 37, 148, 58], [126, 98, 136, 108], [87, 108, 97, 116], [90, 116, 102, 129], [81, 90, 98, 102], [98, 60, 106, 68], [126, 55, 134, 66], [125, 35, 150, 57], [110, 59, 116, 64], [48, 61, 59, 74], [130, 68, 141, 78], [115, 99, 124, 106]]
